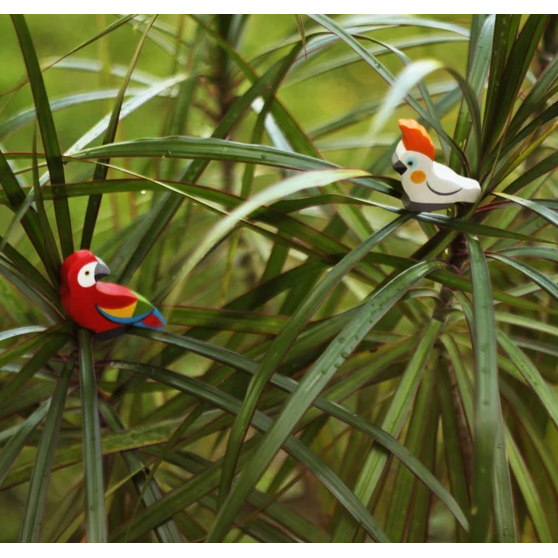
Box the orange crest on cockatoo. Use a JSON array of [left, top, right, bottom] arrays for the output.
[[397, 119, 435, 160]]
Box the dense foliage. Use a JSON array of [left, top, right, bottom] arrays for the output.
[[0, 14, 556, 542]]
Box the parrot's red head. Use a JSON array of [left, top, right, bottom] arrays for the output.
[[397, 119, 435, 160], [60, 249, 111, 293]]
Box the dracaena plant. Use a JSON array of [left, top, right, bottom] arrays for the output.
[[0, 14, 556, 543]]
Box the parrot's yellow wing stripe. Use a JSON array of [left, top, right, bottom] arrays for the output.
[[99, 300, 137, 318]]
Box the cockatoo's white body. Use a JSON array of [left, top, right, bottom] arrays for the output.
[[392, 120, 481, 211]]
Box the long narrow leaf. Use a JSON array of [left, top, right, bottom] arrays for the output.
[[78, 328, 106, 542], [11, 15, 73, 257], [467, 236, 499, 542], [20, 355, 75, 542]]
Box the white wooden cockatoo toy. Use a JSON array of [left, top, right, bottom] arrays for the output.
[[392, 119, 481, 212]]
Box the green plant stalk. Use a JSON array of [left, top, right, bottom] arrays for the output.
[[78, 328, 107, 543], [467, 237, 499, 542]]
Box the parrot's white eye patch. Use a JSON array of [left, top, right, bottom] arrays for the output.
[[77, 262, 97, 288]]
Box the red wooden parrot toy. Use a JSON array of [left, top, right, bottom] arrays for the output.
[[60, 250, 165, 338]]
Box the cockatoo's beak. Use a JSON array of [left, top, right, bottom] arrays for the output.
[[95, 259, 111, 280], [392, 160, 406, 175]]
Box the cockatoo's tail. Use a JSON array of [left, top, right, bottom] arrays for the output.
[[60, 250, 166, 339], [392, 119, 481, 212]]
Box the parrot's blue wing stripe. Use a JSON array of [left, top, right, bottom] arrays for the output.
[[96, 306, 152, 325], [135, 320, 162, 329]]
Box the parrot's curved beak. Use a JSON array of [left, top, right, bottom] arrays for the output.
[[392, 160, 407, 175], [94, 259, 111, 280]]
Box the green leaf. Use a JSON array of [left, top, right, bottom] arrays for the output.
[[81, 15, 157, 249], [11, 14, 73, 257], [493, 192, 558, 227], [499, 245, 558, 263], [489, 253, 558, 302], [0, 333, 68, 414], [0, 400, 50, 487], [482, 15, 521, 147], [73, 137, 394, 196], [0, 325, 46, 343], [509, 52, 558, 135], [492, 396, 517, 542], [78, 328, 106, 543], [0, 149, 60, 282], [436, 358, 472, 541], [505, 430, 553, 542], [483, 16, 549, 151], [20, 355, 75, 542], [503, 151, 558, 195], [467, 236, 499, 542], [0, 89, 139, 140], [167, 306, 287, 334], [497, 329, 558, 431], [385, 369, 437, 541], [369, 59, 443, 136]]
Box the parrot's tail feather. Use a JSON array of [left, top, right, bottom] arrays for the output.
[[138, 308, 166, 330]]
